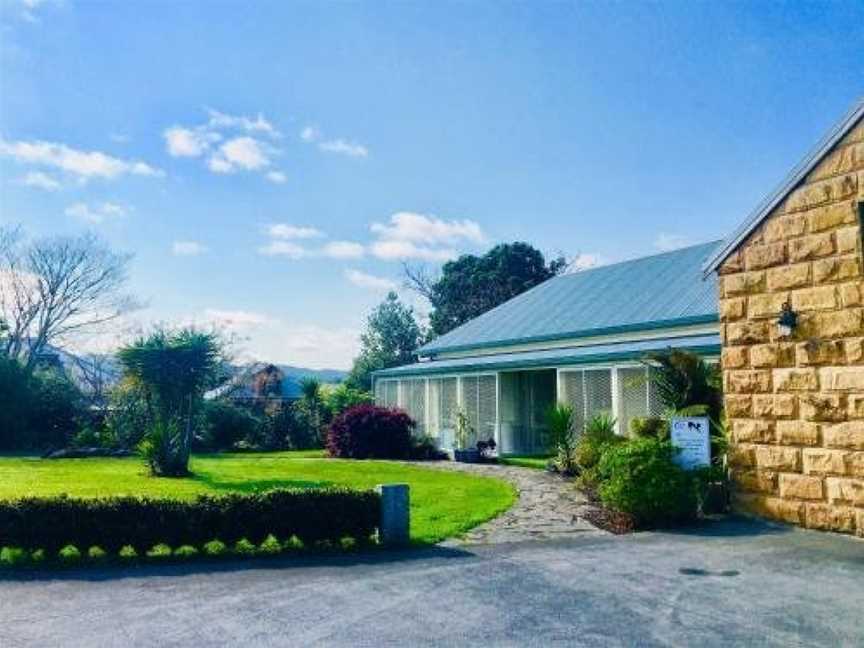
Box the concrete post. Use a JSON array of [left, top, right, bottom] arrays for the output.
[[377, 483, 410, 546]]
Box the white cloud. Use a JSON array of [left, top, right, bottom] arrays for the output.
[[268, 224, 324, 240], [300, 125, 368, 158], [654, 233, 693, 252], [345, 269, 396, 291], [370, 239, 456, 262], [570, 253, 603, 271], [196, 307, 358, 369], [318, 138, 368, 158], [205, 109, 281, 139], [109, 133, 131, 144], [64, 202, 129, 224], [300, 126, 320, 142], [258, 240, 308, 258], [163, 127, 216, 158], [18, 171, 60, 191], [207, 136, 270, 173], [323, 241, 365, 259], [0, 139, 162, 182], [266, 170, 287, 184], [371, 212, 485, 245], [172, 241, 207, 256]]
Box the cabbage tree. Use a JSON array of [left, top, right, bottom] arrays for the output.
[[118, 328, 222, 476]]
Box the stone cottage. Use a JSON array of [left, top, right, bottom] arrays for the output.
[[704, 98, 864, 536]]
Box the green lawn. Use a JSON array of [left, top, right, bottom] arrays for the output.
[[0, 453, 516, 544], [499, 454, 552, 470]]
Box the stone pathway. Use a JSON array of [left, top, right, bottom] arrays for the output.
[[423, 461, 608, 545]]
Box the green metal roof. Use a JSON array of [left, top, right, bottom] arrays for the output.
[[376, 333, 720, 378], [420, 241, 721, 357]]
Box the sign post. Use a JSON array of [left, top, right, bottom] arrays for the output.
[[670, 417, 710, 470]]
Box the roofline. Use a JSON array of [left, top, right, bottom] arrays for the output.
[[703, 96, 864, 275], [374, 340, 721, 379], [420, 313, 719, 358]]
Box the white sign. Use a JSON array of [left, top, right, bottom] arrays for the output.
[[670, 417, 710, 470]]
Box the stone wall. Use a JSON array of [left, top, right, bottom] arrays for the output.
[[719, 116, 864, 536]]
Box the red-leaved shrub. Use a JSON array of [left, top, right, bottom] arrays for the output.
[[326, 404, 415, 459]]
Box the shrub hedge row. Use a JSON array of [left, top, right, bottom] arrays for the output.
[[0, 488, 380, 552]]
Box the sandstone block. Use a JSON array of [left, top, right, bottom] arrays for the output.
[[767, 263, 811, 290], [776, 420, 820, 446], [805, 503, 857, 533], [720, 251, 745, 275], [813, 256, 861, 283], [800, 393, 847, 422], [735, 494, 804, 525], [755, 445, 800, 471], [727, 321, 771, 345], [750, 343, 795, 368], [849, 452, 864, 478], [720, 297, 746, 321], [764, 214, 808, 242], [798, 309, 863, 339], [727, 370, 772, 394], [748, 292, 789, 319], [805, 200, 858, 231], [845, 338, 864, 364], [723, 272, 766, 296], [835, 226, 861, 255], [787, 174, 858, 213], [779, 473, 824, 500], [796, 339, 846, 366], [849, 395, 864, 419], [725, 395, 752, 418], [773, 368, 819, 392], [838, 283, 862, 307], [728, 443, 757, 468], [803, 448, 848, 476], [733, 420, 774, 443], [722, 346, 749, 369], [731, 469, 776, 495], [790, 285, 836, 311], [752, 394, 796, 418], [788, 233, 835, 262], [810, 143, 864, 182], [820, 367, 864, 392], [823, 421, 864, 450], [746, 242, 787, 270], [825, 478, 864, 507]]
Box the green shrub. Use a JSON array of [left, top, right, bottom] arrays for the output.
[[118, 545, 138, 560], [233, 538, 257, 556], [58, 544, 82, 564], [87, 546, 108, 561], [30, 548, 46, 564], [203, 540, 227, 557], [259, 535, 282, 555], [546, 404, 577, 475], [629, 416, 668, 440], [283, 535, 304, 552], [340, 537, 357, 551], [597, 438, 697, 527], [174, 545, 198, 558], [146, 543, 173, 559], [1, 546, 28, 567], [199, 401, 261, 451], [574, 412, 623, 487]]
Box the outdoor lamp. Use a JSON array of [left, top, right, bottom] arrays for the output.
[[777, 302, 798, 338]]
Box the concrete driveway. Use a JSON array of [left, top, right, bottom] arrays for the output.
[[1, 518, 861, 647]]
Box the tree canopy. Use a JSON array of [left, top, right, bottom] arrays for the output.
[[347, 292, 425, 391], [409, 242, 566, 337]]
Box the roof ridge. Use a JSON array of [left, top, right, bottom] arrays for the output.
[[558, 239, 723, 279]]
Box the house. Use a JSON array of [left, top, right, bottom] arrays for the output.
[[206, 363, 302, 405], [705, 97, 864, 535], [374, 241, 722, 454]]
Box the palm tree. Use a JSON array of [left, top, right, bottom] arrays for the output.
[[118, 328, 221, 476]]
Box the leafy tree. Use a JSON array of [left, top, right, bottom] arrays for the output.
[[347, 292, 425, 391], [406, 242, 567, 336], [117, 328, 223, 476], [322, 383, 373, 419]]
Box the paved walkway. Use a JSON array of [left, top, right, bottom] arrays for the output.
[[423, 461, 606, 544]]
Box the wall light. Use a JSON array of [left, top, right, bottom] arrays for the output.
[[777, 302, 798, 338]]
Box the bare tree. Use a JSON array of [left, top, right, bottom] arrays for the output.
[[0, 228, 137, 370], [401, 261, 436, 301], [69, 353, 121, 409]]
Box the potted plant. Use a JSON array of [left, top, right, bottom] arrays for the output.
[[453, 409, 480, 463]]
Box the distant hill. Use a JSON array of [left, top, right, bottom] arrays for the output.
[[275, 365, 347, 384]]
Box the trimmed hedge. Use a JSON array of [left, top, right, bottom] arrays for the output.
[[0, 488, 380, 553]]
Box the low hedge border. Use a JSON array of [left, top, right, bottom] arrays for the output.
[[1, 533, 374, 570], [0, 488, 380, 554]]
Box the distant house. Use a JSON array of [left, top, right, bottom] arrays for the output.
[[206, 363, 302, 405], [373, 241, 721, 454]]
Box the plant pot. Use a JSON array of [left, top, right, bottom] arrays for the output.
[[454, 449, 481, 463]]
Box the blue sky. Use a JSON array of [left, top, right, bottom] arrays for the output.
[[1, 1, 862, 368]]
